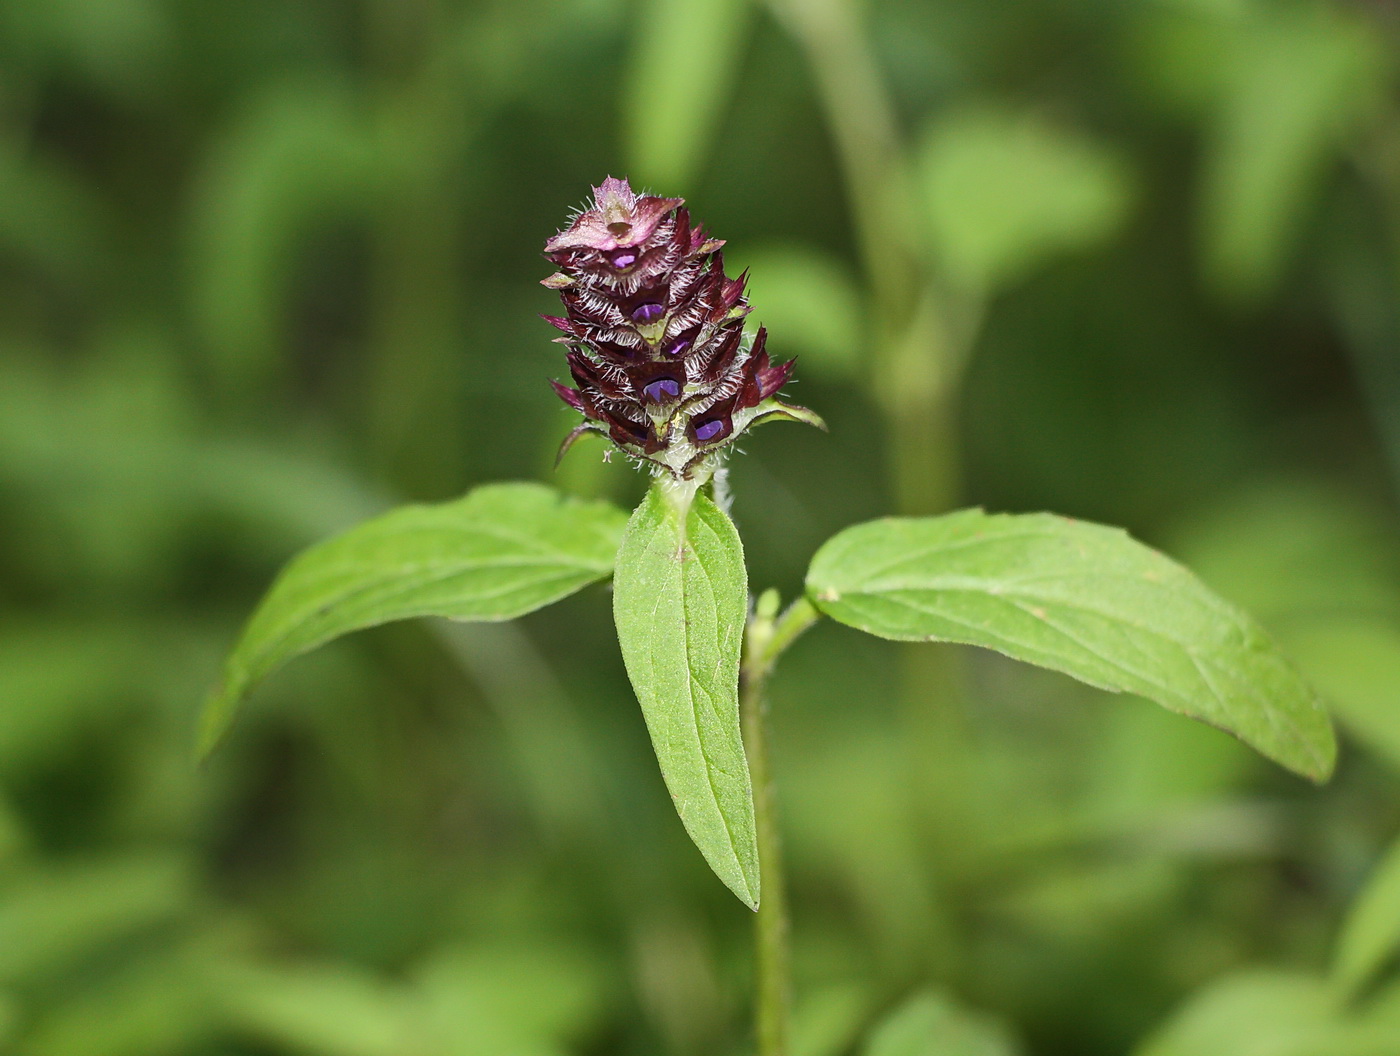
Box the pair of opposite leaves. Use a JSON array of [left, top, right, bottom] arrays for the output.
[[200, 480, 1335, 909]]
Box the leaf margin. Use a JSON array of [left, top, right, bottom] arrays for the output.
[[198, 482, 627, 758], [805, 508, 1337, 782]]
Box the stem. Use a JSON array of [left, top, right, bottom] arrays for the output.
[[742, 593, 820, 1056], [743, 657, 788, 1056]]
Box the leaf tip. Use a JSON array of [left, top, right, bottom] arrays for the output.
[[725, 869, 760, 912], [1300, 720, 1339, 785]]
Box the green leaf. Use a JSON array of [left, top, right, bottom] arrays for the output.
[[612, 482, 759, 908], [794, 981, 873, 1056], [413, 942, 608, 1054], [0, 852, 192, 985], [863, 990, 1020, 1056], [200, 483, 628, 756], [216, 962, 409, 1056], [1334, 834, 1400, 999], [806, 510, 1335, 781], [1133, 971, 1337, 1056], [917, 103, 1131, 295]]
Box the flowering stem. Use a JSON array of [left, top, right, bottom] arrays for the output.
[[743, 592, 820, 1056]]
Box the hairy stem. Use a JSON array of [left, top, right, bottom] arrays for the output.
[[742, 593, 820, 1056]]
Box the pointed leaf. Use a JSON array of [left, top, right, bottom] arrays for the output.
[[807, 510, 1335, 781], [200, 483, 627, 756], [613, 483, 759, 908]]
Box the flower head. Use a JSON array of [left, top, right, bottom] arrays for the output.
[[543, 177, 821, 481]]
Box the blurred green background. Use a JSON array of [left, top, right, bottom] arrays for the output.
[[6, 0, 1400, 1052]]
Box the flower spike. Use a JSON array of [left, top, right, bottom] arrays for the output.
[[543, 177, 822, 482]]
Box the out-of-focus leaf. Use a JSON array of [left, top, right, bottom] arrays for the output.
[[0, 349, 381, 577], [917, 104, 1130, 295], [1335, 834, 1400, 999], [0, 853, 192, 984], [216, 963, 408, 1056], [200, 483, 627, 755], [0, 337, 215, 585], [0, 623, 165, 767], [0, 795, 24, 863], [415, 942, 610, 1056], [216, 943, 609, 1056], [795, 981, 874, 1056], [15, 943, 213, 1056], [740, 244, 863, 378], [1133, 971, 1336, 1056], [863, 990, 1020, 1056], [783, 725, 945, 970], [1286, 620, 1400, 775], [0, 141, 107, 282], [1169, 480, 1400, 626], [1130, 3, 1241, 116], [807, 510, 1336, 781], [1201, 6, 1389, 301], [188, 78, 381, 395], [613, 483, 758, 908], [0, 991, 16, 1050], [0, 0, 168, 96], [1343, 980, 1400, 1051], [623, 0, 748, 189], [1085, 697, 1254, 828]]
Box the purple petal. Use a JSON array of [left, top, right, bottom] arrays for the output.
[[642, 378, 681, 403], [693, 419, 726, 443]]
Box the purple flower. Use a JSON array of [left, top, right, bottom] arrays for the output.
[[543, 177, 821, 480]]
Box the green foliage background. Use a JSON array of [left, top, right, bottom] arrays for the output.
[[5, 0, 1400, 1052]]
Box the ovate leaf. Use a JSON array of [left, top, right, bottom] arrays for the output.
[[807, 510, 1335, 781], [613, 483, 758, 908], [200, 483, 627, 756]]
